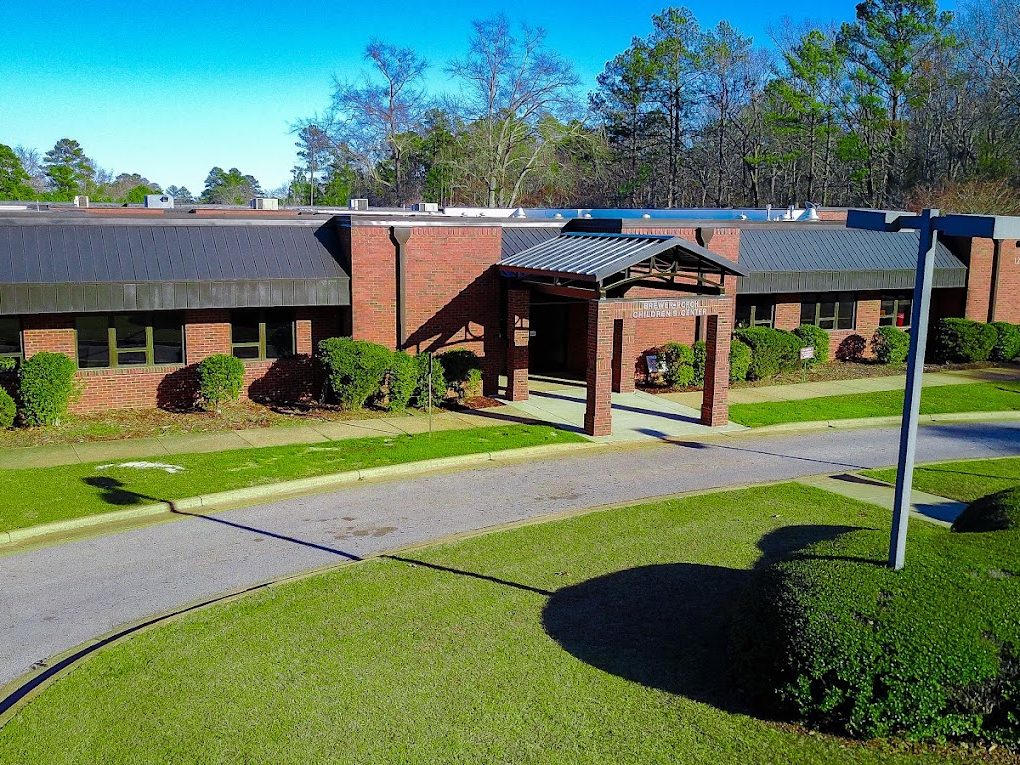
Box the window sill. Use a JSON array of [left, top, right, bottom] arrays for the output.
[[76, 364, 187, 376]]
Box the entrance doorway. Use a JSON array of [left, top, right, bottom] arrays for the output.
[[528, 299, 588, 379]]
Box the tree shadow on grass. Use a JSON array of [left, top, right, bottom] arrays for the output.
[[83, 476, 163, 507], [541, 523, 869, 713]]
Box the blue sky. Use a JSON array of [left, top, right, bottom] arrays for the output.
[[1, 0, 952, 195]]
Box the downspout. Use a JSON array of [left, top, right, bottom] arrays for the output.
[[987, 239, 1003, 323], [390, 226, 412, 350]]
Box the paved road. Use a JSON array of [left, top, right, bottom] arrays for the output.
[[2, 421, 1019, 686]]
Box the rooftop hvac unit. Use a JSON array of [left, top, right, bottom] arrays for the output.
[[251, 197, 279, 210], [145, 194, 174, 209], [73, 195, 89, 208], [349, 198, 369, 211], [411, 202, 439, 213]]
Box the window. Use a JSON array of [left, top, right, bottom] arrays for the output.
[[801, 293, 856, 331], [735, 298, 775, 328], [0, 317, 21, 359], [880, 295, 913, 329], [75, 313, 184, 369], [231, 310, 295, 361]]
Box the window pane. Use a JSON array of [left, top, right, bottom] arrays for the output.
[[896, 299, 912, 328], [265, 320, 294, 359], [0, 317, 20, 356], [818, 316, 836, 330], [117, 350, 147, 366], [880, 299, 895, 326], [114, 314, 148, 349], [152, 313, 184, 364], [232, 345, 260, 360], [76, 316, 110, 368], [753, 301, 774, 327], [837, 298, 855, 330], [800, 301, 816, 326], [231, 312, 260, 345]]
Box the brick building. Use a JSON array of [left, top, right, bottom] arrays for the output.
[[0, 205, 1015, 436]]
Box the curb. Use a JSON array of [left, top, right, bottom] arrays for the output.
[[748, 409, 1020, 435], [0, 441, 603, 548]]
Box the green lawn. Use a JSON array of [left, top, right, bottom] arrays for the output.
[[0, 425, 582, 534], [729, 380, 1020, 428], [864, 457, 1020, 503], [0, 483, 996, 764]]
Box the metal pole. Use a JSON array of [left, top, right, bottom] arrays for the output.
[[428, 353, 433, 437], [889, 208, 939, 570]]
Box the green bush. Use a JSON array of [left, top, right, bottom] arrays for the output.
[[836, 334, 867, 362], [318, 337, 392, 410], [0, 357, 17, 372], [413, 352, 447, 408], [18, 351, 78, 426], [660, 342, 695, 388], [385, 351, 419, 412], [439, 349, 482, 400], [871, 326, 911, 364], [990, 322, 1020, 362], [197, 354, 245, 411], [735, 327, 801, 380], [952, 487, 1020, 532], [793, 325, 829, 365], [729, 339, 751, 382], [732, 525, 1020, 745], [0, 387, 15, 428], [932, 318, 998, 363], [692, 340, 707, 387]]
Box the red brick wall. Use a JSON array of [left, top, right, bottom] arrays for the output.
[[350, 226, 398, 347], [992, 240, 1020, 323], [772, 292, 881, 359], [962, 238, 995, 322]]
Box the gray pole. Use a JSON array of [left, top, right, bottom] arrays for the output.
[[889, 208, 939, 570]]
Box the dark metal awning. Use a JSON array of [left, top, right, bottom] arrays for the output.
[[499, 232, 748, 299]]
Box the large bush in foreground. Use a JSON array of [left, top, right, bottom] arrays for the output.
[[0, 387, 15, 428], [735, 327, 802, 380], [732, 522, 1020, 745], [318, 338, 392, 410], [793, 325, 829, 365], [197, 354, 245, 411], [729, 339, 751, 382], [660, 342, 695, 388], [18, 352, 78, 426], [932, 318, 998, 363], [952, 487, 1020, 532], [991, 322, 1020, 362], [385, 351, 419, 412], [872, 326, 911, 364], [413, 352, 447, 408]]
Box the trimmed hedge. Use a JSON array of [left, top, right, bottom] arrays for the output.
[[413, 352, 447, 408], [18, 351, 78, 426], [952, 487, 1020, 532], [732, 523, 1020, 745], [990, 322, 1020, 362], [793, 325, 829, 365], [385, 351, 419, 412], [0, 387, 15, 428], [318, 338, 392, 410], [661, 342, 695, 388], [730, 339, 751, 382], [197, 354, 245, 411], [871, 326, 911, 364], [692, 340, 707, 387], [0, 357, 17, 372], [439, 349, 483, 400], [932, 318, 998, 363], [735, 327, 802, 381]]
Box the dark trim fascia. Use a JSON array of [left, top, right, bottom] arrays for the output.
[[736, 268, 968, 295]]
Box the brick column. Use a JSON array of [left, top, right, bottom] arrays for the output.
[[585, 300, 615, 437], [506, 288, 530, 401], [184, 310, 231, 364], [701, 312, 732, 427], [611, 315, 637, 394], [295, 317, 313, 356]]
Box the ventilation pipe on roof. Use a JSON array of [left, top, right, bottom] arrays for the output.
[[802, 202, 821, 222], [391, 226, 412, 350]]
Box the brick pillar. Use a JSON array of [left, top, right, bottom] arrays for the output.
[[295, 318, 313, 356], [701, 312, 732, 427], [506, 288, 530, 401], [611, 315, 637, 394], [184, 310, 231, 365], [585, 300, 615, 437]]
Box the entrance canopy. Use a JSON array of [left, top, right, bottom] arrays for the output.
[[499, 232, 748, 299]]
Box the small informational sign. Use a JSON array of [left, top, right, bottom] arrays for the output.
[[646, 354, 667, 374], [800, 347, 815, 361]]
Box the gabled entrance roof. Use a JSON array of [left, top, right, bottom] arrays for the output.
[[499, 232, 748, 298]]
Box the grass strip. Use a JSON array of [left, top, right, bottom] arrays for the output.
[[863, 457, 1020, 503], [728, 380, 1020, 428], [0, 424, 583, 533], [0, 483, 987, 764]]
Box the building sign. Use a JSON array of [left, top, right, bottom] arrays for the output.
[[646, 354, 666, 374], [800, 347, 815, 360], [631, 299, 712, 320]]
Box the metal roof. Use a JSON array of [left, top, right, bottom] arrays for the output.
[[500, 232, 748, 282], [737, 228, 968, 294], [501, 225, 562, 259], [0, 222, 350, 315]]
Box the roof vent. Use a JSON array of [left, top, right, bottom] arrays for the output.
[[411, 202, 439, 213], [251, 197, 279, 210], [73, 195, 89, 208], [145, 194, 174, 209], [349, 198, 369, 211], [802, 202, 821, 222]]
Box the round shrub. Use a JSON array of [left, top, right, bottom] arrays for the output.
[[735, 327, 801, 380], [197, 354, 245, 411], [729, 339, 751, 382], [318, 337, 391, 410], [18, 351, 78, 426], [932, 318, 998, 363], [871, 326, 911, 364], [692, 340, 707, 387], [439, 349, 482, 400], [990, 322, 1020, 362], [836, 334, 867, 362], [413, 352, 447, 408], [0, 357, 17, 372], [793, 325, 829, 365], [661, 342, 695, 388], [732, 525, 1020, 745], [952, 487, 1020, 533], [385, 351, 419, 412], [0, 387, 15, 428]]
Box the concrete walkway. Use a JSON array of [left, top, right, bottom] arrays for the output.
[[795, 473, 966, 527], [1, 419, 1018, 687]]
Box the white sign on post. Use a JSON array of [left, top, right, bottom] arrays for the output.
[[646, 355, 667, 374], [800, 347, 815, 361]]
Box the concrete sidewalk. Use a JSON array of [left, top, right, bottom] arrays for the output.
[[662, 366, 1017, 408], [795, 473, 966, 527], [0, 406, 537, 470]]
